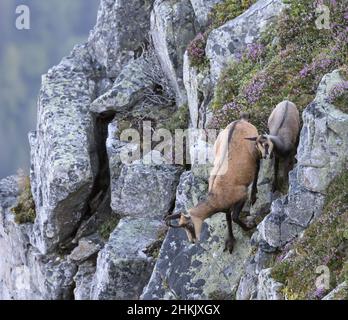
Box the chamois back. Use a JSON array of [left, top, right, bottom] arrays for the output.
[[208, 119, 259, 211], [268, 100, 300, 151]]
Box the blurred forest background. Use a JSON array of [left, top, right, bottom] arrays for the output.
[[0, 0, 99, 179]]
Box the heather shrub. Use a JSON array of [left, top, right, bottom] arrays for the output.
[[187, 33, 209, 69], [99, 216, 120, 240], [327, 69, 348, 113], [271, 171, 348, 300], [211, 0, 347, 131], [209, 0, 257, 29], [187, 0, 257, 69]]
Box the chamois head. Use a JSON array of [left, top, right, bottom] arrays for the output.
[[165, 213, 197, 243], [245, 134, 274, 160]]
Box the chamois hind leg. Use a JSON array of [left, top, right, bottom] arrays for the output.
[[250, 159, 260, 205], [224, 211, 235, 254], [232, 199, 256, 231], [273, 155, 280, 192]]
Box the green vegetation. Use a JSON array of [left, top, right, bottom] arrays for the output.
[[208, 290, 234, 300], [271, 170, 348, 300], [161, 104, 190, 134], [98, 216, 120, 240], [331, 85, 348, 114], [11, 175, 36, 224], [187, 0, 256, 70], [209, 0, 257, 29], [187, 33, 210, 70], [211, 0, 347, 131], [328, 68, 348, 113], [144, 227, 167, 259]]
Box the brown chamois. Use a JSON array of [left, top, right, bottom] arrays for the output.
[[246, 100, 300, 190], [166, 117, 259, 253]]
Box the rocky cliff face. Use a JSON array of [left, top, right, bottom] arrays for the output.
[[0, 0, 347, 300]]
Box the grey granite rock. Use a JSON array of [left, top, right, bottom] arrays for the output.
[[258, 70, 348, 249], [206, 0, 284, 83], [256, 268, 284, 300], [90, 58, 154, 114], [29, 44, 97, 254], [90, 218, 166, 300], [69, 236, 103, 265], [322, 282, 347, 300], [74, 261, 96, 300], [190, 0, 224, 27], [142, 171, 251, 300], [151, 0, 197, 105], [88, 0, 155, 77], [111, 163, 182, 218], [183, 52, 214, 128]]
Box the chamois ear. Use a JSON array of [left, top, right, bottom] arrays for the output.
[[240, 112, 250, 121], [244, 137, 257, 141]]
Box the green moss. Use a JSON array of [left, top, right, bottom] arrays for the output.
[[329, 69, 348, 114], [11, 176, 36, 224], [211, 0, 347, 131], [271, 261, 292, 285], [208, 290, 233, 300], [144, 227, 167, 259], [98, 216, 120, 240], [332, 90, 348, 114], [340, 262, 348, 284], [271, 170, 348, 300], [162, 278, 169, 290], [161, 104, 189, 133], [209, 0, 257, 29]]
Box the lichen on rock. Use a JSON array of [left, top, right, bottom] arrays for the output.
[[1, 0, 348, 301]]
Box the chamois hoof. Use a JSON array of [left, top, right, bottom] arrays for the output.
[[190, 238, 197, 244], [224, 238, 235, 254], [240, 224, 256, 232]]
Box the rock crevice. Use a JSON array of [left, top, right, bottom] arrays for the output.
[[1, 0, 347, 301]]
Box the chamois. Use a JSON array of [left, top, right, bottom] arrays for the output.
[[246, 100, 300, 190], [166, 118, 259, 253]]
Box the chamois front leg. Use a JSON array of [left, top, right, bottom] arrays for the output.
[[250, 159, 260, 205], [273, 155, 280, 192], [224, 211, 235, 254]]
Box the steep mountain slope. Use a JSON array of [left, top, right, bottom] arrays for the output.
[[0, 0, 347, 300]]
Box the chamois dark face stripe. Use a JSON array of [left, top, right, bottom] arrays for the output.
[[276, 101, 289, 135], [210, 121, 238, 191], [227, 121, 238, 145]]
